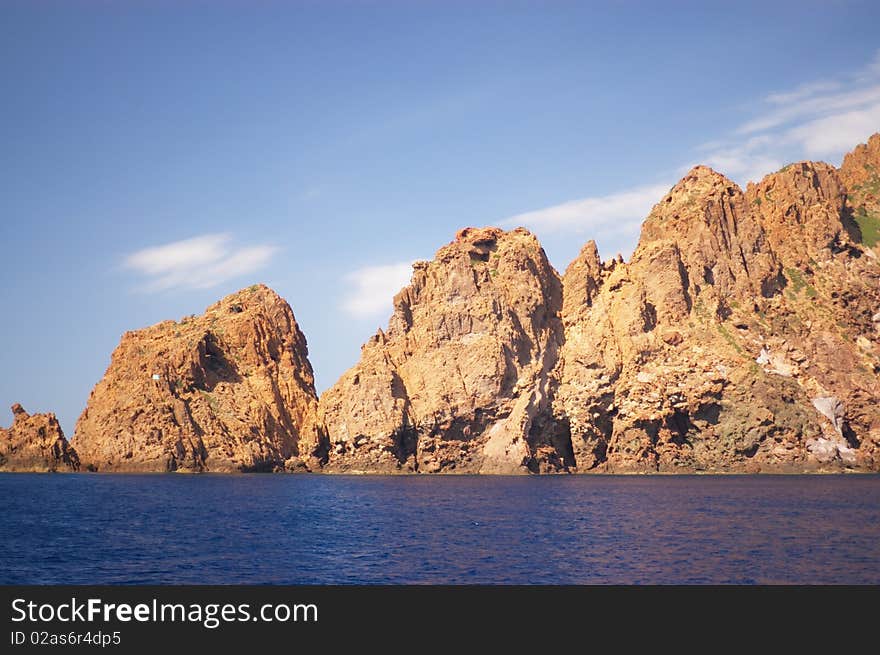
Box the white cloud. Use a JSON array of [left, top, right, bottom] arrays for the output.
[[483, 51, 880, 264], [340, 261, 414, 319], [854, 49, 880, 82], [786, 102, 880, 157], [692, 49, 880, 186], [501, 183, 670, 235], [765, 80, 842, 106], [737, 83, 880, 136], [699, 137, 784, 185], [124, 233, 277, 292]]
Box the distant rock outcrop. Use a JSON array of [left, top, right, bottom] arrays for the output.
[[0, 404, 80, 472], [73, 285, 325, 472], [319, 227, 569, 473]]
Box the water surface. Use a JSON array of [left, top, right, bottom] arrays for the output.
[[2, 474, 878, 584]]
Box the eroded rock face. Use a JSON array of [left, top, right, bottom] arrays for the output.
[[316, 136, 880, 474], [746, 161, 880, 467], [640, 165, 783, 308], [319, 227, 570, 473], [747, 161, 853, 265], [0, 404, 80, 472], [73, 285, 325, 472], [555, 153, 880, 473]]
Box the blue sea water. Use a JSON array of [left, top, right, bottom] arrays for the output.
[[1, 474, 878, 584]]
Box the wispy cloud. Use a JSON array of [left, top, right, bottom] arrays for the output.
[[764, 80, 842, 106], [124, 233, 277, 292], [701, 48, 880, 183], [501, 183, 670, 238], [340, 261, 415, 319], [491, 51, 880, 267], [786, 102, 880, 157], [698, 135, 784, 185], [736, 84, 880, 135]]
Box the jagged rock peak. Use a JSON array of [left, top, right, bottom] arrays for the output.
[[319, 226, 569, 474], [561, 240, 605, 322], [749, 160, 844, 206], [676, 164, 740, 190], [386, 226, 555, 338], [635, 163, 781, 308], [639, 166, 741, 243], [73, 284, 324, 472], [436, 226, 542, 261], [568, 239, 602, 271], [840, 132, 880, 187], [746, 161, 851, 264], [1, 404, 80, 472]]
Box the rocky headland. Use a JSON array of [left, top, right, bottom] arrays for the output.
[[4, 134, 878, 473], [0, 404, 80, 472], [72, 284, 326, 472]]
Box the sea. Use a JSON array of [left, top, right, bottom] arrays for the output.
[[2, 473, 878, 584]]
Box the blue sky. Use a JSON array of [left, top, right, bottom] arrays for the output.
[[2, 1, 879, 435]]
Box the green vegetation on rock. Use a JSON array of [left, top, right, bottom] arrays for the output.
[[854, 207, 880, 247], [784, 267, 818, 299]]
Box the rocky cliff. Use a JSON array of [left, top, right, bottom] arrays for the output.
[[0, 404, 80, 472], [73, 284, 325, 472], [555, 156, 879, 473], [319, 133, 880, 473], [319, 227, 570, 473], [41, 133, 880, 475]]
